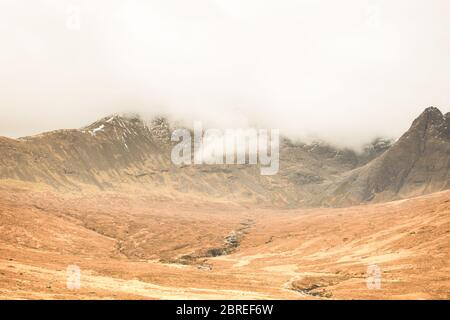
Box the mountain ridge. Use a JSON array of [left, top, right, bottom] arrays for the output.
[[0, 107, 448, 207], [320, 107, 450, 206]]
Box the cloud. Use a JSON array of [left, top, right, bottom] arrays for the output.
[[0, 0, 449, 149]]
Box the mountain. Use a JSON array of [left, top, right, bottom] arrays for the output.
[[0, 115, 171, 189], [322, 107, 450, 206], [0, 107, 448, 206]]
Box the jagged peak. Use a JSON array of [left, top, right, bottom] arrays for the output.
[[148, 116, 172, 142], [423, 106, 443, 115], [95, 113, 144, 126], [417, 106, 444, 121], [410, 106, 445, 130], [80, 113, 149, 140], [81, 113, 174, 144], [363, 137, 393, 152], [87, 113, 171, 129], [392, 106, 450, 145]]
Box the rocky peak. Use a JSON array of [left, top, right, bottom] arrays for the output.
[[363, 138, 393, 154], [148, 117, 172, 143], [411, 106, 444, 128], [406, 106, 448, 141], [444, 112, 450, 139], [83, 114, 143, 131]]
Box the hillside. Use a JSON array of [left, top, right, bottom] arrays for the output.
[[322, 107, 450, 206], [0, 185, 448, 299], [0, 107, 448, 206]]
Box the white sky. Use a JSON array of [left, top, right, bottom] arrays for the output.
[[1, 0, 449, 148]]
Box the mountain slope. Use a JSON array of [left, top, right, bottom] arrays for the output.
[[0, 115, 170, 189], [0, 107, 448, 206], [323, 107, 450, 206], [1, 185, 449, 299], [0, 114, 387, 205]]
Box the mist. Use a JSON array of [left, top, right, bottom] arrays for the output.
[[1, 0, 449, 149]]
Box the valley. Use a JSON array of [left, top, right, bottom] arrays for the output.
[[1, 183, 448, 299]]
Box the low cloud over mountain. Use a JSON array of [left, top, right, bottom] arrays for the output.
[[1, 1, 450, 149], [0, 107, 448, 207]]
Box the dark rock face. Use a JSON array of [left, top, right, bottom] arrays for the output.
[[444, 112, 450, 139], [323, 107, 450, 206]]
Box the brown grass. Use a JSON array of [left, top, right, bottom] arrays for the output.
[[0, 183, 449, 299]]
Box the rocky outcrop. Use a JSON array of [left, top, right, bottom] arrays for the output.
[[323, 107, 450, 206]]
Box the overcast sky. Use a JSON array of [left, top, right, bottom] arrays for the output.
[[1, 0, 449, 148]]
